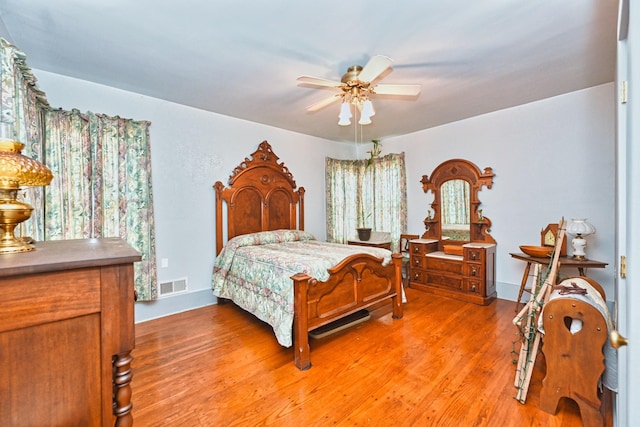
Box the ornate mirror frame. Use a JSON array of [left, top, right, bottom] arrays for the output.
[[420, 159, 496, 244]]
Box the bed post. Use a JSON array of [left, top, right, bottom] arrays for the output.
[[298, 187, 305, 230], [391, 253, 404, 319], [214, 181, 225, 255], [291, 272, 312, 370]]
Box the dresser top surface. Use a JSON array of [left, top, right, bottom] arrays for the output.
[[425, 251, 463, 261], [0, 238, 141, 277], [410, 238, 439, 244], [463, 242, 497, 248]]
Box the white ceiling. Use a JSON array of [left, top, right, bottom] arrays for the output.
[[0, 0, 618, 143]]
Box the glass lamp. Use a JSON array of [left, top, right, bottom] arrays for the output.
[[0, 122, 53, 253], [566, 218, 596, 260]]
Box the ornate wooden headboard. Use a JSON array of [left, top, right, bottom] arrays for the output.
[[214, 141, 305, 254]]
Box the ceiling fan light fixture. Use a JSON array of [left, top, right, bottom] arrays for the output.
[[358, 113, 372, 125], [361, 99, 375, 118], [338, 102, 352, 126], [298, 55, 420, 129]]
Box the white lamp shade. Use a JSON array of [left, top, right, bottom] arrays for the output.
[[358, 100, 374, 125], [566, 218, 596, 236], [338, 102, 352, 126], [358, 114, 372, 125], [361, 100, 375, 118]]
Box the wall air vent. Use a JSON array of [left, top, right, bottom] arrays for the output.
[[158, 278, 188, 297]]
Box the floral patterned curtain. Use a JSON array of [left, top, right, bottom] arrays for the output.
[[441, 179, 470, 225], [441, 179, 471, 241], [0, 38, 49, 240], [1, 37, 158, 300], [43, 109, 158, 300], [326, 152, 407, 252]]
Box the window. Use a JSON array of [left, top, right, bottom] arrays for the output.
[[325, 152, 407, 251]]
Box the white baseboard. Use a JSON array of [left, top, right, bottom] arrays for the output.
[[496, 281, 519, 302], [135, 288, 216, 324], [135, 282, 520, 325]]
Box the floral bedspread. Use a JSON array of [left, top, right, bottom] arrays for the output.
[[212, 230, 392, 347]]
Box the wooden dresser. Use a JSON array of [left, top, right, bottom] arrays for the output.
[[409, 239, 496, 305], [0, 238, 141, 427]]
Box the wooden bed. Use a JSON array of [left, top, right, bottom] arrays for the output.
[[213, 141, 403, 370]]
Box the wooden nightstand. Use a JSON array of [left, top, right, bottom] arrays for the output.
[[348, 232, 392, 250]]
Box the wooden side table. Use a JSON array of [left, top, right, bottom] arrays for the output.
[[348, 232, 392, 250], [510, 252, 608, 309], [347, 239, 391, 250]]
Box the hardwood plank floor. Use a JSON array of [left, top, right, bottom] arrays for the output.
[[131, 288, 604, 426]]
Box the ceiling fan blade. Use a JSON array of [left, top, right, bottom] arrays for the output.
[[373, 84, 421, 96], [306, 94, 342, 112], [297, 76, 342, 88], [357, 55, 393, 83]]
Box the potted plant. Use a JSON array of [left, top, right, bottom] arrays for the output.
[[356, 209, 372, 241], [355, 140, 381, 241]]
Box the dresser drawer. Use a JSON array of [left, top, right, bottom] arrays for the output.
[[410, 269, 426, 284], [410, 241, 438, 256], [426, 272, 464, 290], [0, 269, 101, 333], [464, 247, 485, 262], [411, 255, 425, 269], [425, 257, 463, 275], [464, 263, 484, 278], [465, 278, 485, 294]]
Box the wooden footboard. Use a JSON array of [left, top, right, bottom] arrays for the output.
[[291, 253, 403, 370]]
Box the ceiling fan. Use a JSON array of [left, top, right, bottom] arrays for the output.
[[297, 55, 421, 125]]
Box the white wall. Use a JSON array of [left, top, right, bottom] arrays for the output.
[[388, 83, 616, 300], [34, 69, 353, 322], [33, 69, 616, 320]]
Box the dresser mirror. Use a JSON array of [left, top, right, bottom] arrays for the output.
[[440, 179, 471, 241], [421, 159, 496, 245]]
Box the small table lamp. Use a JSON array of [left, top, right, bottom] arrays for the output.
[[0, 121, 53, 254], [566, 218, 596, 260]]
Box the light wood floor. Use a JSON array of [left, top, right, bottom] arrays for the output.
[[131, 288, 601, 426]]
